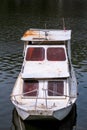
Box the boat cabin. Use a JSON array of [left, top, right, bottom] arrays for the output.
[[21, 45, 70, 98], [21, 29, 71, 98]]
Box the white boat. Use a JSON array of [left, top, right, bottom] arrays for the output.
[[11, 28, 77, 120]]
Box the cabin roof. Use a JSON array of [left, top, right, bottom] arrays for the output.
[[22, 61, 69, 79], [21, 29, 71, 42]]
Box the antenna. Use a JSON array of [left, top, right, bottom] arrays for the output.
[[62, 18, 66, 31], [45, 23, 47, 29], [44, 23, 48, 40]]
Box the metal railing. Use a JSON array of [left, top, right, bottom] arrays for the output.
[[11, 88, 76, 109]]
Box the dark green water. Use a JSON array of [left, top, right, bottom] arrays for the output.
[[0, 0, 87, 129]]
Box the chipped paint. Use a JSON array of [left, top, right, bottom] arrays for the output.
[[23, 30, 39, 37]]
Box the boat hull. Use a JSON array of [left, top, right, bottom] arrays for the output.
[[15, 103, 73, 121]]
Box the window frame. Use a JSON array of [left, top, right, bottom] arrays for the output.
[[47, 47, 66, 61], [47, 79, 67, 98], [25, 47, 45, 61], [23, 80, 39, 97]]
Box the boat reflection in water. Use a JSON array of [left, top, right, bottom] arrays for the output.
[[11, 103, 77, 130]]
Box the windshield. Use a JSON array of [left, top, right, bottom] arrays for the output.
[[26, 47, 66, 61], [48, 81, 64, 96], [23, 80, 39, 96], [47, 47, 66, 61], [26, 47, 45, 61]]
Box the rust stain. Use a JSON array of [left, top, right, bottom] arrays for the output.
[[23, 30, 39, 37]]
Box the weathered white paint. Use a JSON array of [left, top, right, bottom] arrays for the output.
[[21, 29, 71, 41], [11, 29, 77, 121]]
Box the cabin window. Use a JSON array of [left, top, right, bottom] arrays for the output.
[[48, 81, 64, 96], [23, 80, 39, 96], [47, 47, 66, 61], [26, 47, 45, 61]]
